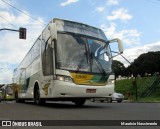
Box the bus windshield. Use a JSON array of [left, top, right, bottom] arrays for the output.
[[56, 33, 112, 74]]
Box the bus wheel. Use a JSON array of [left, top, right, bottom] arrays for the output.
[[34, 89, 45, 105], [74, 99, 86, 107]]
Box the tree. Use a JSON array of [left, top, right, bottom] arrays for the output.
[[112, 60, 125, 78], [127, 51, 160, 77]]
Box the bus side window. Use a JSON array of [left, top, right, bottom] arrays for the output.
[[42, 36, 53, 76]]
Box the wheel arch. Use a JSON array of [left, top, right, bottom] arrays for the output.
[[34, 81, 39, 99]]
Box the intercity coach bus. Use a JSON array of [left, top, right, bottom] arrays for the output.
[[13, 18, 123, 106]]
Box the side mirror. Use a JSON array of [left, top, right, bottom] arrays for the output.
[[109, 38, 123, 54], [48, 23, 57, 41]]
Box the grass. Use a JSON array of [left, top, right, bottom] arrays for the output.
[[115, 76, 160, 102], [137, 96, 160, 102]]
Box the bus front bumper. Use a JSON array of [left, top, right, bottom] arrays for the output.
[[46, 80, 114, 98]]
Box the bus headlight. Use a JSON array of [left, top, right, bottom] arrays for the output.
[[57, 76, 65, 81], [56, 75, 73, 82]]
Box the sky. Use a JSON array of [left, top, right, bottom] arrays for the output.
[[0, 0, 160, 84]]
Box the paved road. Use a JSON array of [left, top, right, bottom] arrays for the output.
[[0, 100, 160, 129]]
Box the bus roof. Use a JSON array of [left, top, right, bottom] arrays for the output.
[[51, 18, 107, 41]]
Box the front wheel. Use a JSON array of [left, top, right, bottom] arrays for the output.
[[34, 89, 46, 105], [74, 99, 86, 107]]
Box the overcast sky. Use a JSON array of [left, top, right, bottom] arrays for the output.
[[0, 0, 160, 83]]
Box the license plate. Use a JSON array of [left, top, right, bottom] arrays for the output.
[[86, 89, 96, 93]]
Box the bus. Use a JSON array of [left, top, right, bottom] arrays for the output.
[[13, 18, 123, 106], [0, 84, 15, 101]]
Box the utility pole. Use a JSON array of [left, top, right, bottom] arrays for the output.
[[0, 28, 26, 39]]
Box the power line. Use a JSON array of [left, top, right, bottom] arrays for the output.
[[1, 0, 46, 26], [0, 15, 18, 29], [146, 0, 160, 4]]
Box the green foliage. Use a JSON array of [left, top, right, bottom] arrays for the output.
[[112, 52, 160, 78], [138, 96, 160, 102], [115, 78, 133, 95], [112, 60, 125, 78], [127, 51, 160, 76], [115, 76, 160, 102]]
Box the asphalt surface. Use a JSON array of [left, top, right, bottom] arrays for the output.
[[0, 100, 160, 129]]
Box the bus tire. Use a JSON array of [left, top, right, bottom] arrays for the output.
[[74, 99, 86, 107], [34, 89, 45, 106]]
